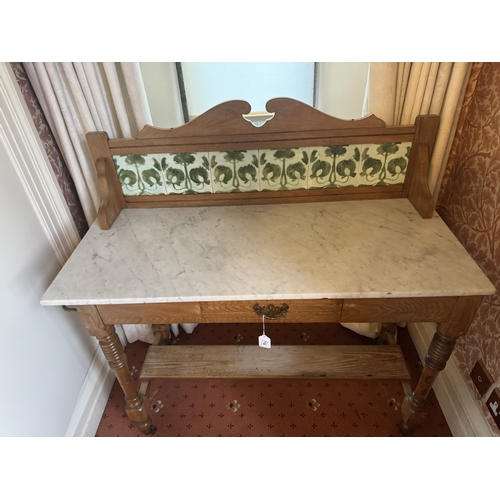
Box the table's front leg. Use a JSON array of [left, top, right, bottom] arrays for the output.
[[77, 305, 154, 435], [400, 296, 483, 435]]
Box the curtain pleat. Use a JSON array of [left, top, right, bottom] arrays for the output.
[[399, 62, 425, 124], [428, 63, 472, 199], [82, 62, 117, 137], [120, 62, 153, 132], [393, 62, 411, 124], [102, 62, 133, 138], [47, 63, 101, 220], [61, 62, 100, 134], [429, 62, 453, 115], [72, 62, 105, 132], [419, 63, 440, 116]]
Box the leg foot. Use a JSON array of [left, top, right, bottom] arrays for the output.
[[401, 393, 428, 433], [399, 419, 414, 436], [400, 331, 455, 432]]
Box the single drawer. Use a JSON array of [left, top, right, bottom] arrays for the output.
[[200, 299, 342, 323], [341, 296, 458, 323], [97, 302, 202, 325]]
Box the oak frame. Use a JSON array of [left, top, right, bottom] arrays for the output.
[[78, 99, 485, 436]]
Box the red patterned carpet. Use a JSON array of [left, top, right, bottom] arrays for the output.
[[96, 323, 452, 437]]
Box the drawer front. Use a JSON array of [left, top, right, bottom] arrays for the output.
[[341, 297, 458, 323], [97, 302, 202, 325], [200, 299, 342, 323]]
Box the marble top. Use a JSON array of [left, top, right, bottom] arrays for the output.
[[41, 199, 495, 306]]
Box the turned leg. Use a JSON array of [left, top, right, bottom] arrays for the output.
[[400, 331, 455, 434], [399, 295, 484, 435], [77, 305, 154, 435]]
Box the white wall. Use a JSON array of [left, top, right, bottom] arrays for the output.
[[316, 62, 369, 119], [139, 62, 184, 129], [0, 65, 98, 436]]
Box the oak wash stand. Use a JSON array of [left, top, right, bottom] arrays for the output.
[[41, 99, 495, 436]]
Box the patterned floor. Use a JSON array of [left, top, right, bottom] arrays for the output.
[[96, 323, 452, 437]]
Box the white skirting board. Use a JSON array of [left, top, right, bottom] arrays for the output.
[[407, 322, 495, 437], [65, 326, 126, 437]]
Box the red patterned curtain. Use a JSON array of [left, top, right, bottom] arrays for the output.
[[10, 62, 89, 238]]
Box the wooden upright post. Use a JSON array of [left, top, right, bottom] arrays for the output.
[[86, 131, 125, 230], [403, 114, 440, 219]]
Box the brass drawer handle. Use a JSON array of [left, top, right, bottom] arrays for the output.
[[253, 303, 289, 320]]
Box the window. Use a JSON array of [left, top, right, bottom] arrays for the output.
[[177, 62, 316, 124], [139, 62, 369, 129]]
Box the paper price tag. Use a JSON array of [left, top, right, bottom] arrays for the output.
[[259, 334, 271, 349]]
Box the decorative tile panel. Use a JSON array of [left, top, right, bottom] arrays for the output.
[[357, 142, 411, 187], [210, 150, 260, 193], [259, 147, 308, 191], [158, 152, 212, 195], [113, 142, 412, 197], [308, 145, 359, 189], [113, 154, 166, 195]]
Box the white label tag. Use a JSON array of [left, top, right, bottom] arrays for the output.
[[259, 334, 271, 349]]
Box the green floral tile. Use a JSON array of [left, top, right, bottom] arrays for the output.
[[210, 150, 259, 193], [357, 142, 411, 187], [308, 145, 358, 189], [259, 147, 308, 191], [382, 142, 411, 185], [112, 141, 413, 198], [113, 154, 166, 196], [158, 152, 212, 195]]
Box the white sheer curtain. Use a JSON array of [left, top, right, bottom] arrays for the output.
[[23, 62, 153, 226], [362, 62, 472, 202]]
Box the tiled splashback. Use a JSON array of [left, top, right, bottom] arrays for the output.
[[113, 143, 412, 196]]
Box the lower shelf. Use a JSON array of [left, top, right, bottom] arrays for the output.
[[140, 345, 411, 380]]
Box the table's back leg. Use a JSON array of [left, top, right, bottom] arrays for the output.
[[400, 295, 484, 435], [377, 323, 396, 345], [77, 305, 154, 435]]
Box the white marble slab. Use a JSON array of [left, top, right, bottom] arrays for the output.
[[41, 199, 495, 306]]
